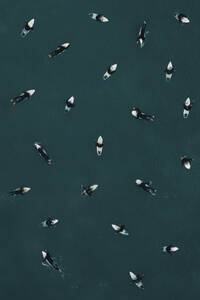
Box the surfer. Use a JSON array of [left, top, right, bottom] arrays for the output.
[[81, 184, 99, 196], [181, 156, 192, 169], [163, 245, 179, 254], [42, 250, 61, 271], [64, 96, 75, 112], [96, 136, 103, 156], [42, 218, 59, 228], [183, 97, 192, 118], [175, 13, 190, 24], [131, 107, 155, 121], [135, 179, 157, 196], [89, 13, 109, 23], [9, 187, 31, 196], [129, 271, 144, 290], [34, 143, 52, 165], [111, 224, 129, 235], [103, 64, 118, 80], [21, 18, 35, 37], [48, 43, 70, 58], [10, 89, 35, 105], [165, 61, 174, 80], [137, 20, 148, 48]]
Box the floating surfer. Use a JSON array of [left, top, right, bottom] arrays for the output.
[[103, 64, 117, 80], [131, 107, 155, 121], [135, 179, 157, 196], [175, 13, 190, 24], [89, 13, 109, 23], [163, 245, 179, 254], [21, 18, 35, 37], [9, 187, 31, 196], [42, 250, 62, 272], [34, 143, 52, 165], [183, 97, 192, 118], [165, 61, 174, 80], [111, 224, 129, 236], [42, 217, 59, 228], [137, 20, 148, 48], [81, 184, 99, 196], [10, 89, 35, 105], [64, 96, 75, 112], [181, 156, 192, 169], [48, 43, 70, 58], [96, 136, 103, 156], [129, 271, 144, 290]]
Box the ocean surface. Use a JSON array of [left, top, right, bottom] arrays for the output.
[[1, 0, 200, 299]]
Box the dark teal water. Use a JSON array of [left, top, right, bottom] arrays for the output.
[[1, 0, 200, 299]]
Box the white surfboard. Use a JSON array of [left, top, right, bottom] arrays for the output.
[[51, 219, 59, 225], [110, 64, 117, 72], [89, 13, 98, 20], [23, 187, 31, 193], [138, 38, 144, 48], [62, 42, 70, 48], [112, 224, 121, 231], [120, 229, 129, 236], [100, 16, 109, 22], [181, 17, 190, 23], [136, 281, 144, 289], [42, 250, 47, 259], [129, 271, 137, 281], [171, 246, 179, 252], [42, 221, 48, 227], [184, 160, 191, 169], [34, 142, 41, 150], [131, 109, 138, 118], [90, 184, 98, 191], [27, 89, 35, 96], [135, 179, 143, 185]]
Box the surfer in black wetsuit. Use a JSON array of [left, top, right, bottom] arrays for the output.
[[65, 96, 75, 112], [111, 224, 129, 235], [137, 20, 147, 47], [42, 250, 61, 271], [34, 143, 52, 165], [183, 98, 192, 118], [10, 89, 35, 105], [48, 42, 70, 58], [175, 13, 190, 23], [135, 179, 157, 196], [81, 184, 99, 196], [89, 12, 109, 23], [103, 64, 118, 80], [181, 156, 192, 169], [131, 107, 155, 121], [9, 187, 31, 196], [42, 217, 59, 228], [163, 244, 179, 254]]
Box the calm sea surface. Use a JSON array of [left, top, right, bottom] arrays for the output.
[[0, 0, 200, 299]]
